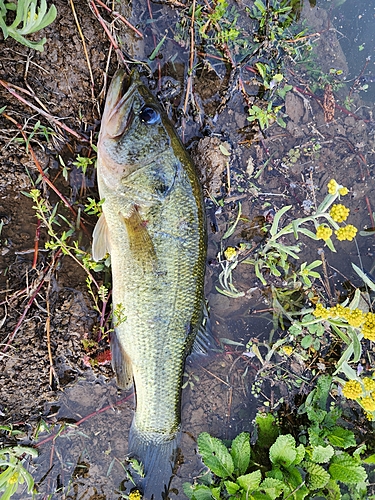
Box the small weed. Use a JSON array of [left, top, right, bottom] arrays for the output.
[[184, 375, 371, 499], [0, 425, 37, 499], [0, 0, 57, 51]]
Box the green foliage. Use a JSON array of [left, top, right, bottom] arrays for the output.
[[0, 0, 57, 51], [184, 376, 371, 499], [0, 427, 37, 499]]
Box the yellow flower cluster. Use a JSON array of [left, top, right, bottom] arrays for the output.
[[129, 490, 142, 500], [362, 312, 375, 341], [224, 246, 237, 261], [327, 179, 349, 196], [316, 225, 332, 241], [335, 224, 357, 241], [329, 204, 350, 223], [313, 303, 366, 328], [342, 377, 375, 417], [342, 380, 362, 399], [312, 302, 330, 319], [360, 396, 375, 412], [363, 377, 375, 392], [327, 179, 338, 195]]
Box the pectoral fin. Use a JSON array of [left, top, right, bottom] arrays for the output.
[[122, 207, 156, 271], [111, 330, 133, 390], [92, 213, 110, 261]]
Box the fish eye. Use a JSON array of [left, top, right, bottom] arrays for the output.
[[139, 106, 160, 125]]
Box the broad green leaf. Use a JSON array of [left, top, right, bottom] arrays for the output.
[[197, 433, 234, 479], [329, 453, 367, 484], [324, 478, 341, 500], [231, 432, 250, 476], [191, 485, 215, 500], [282, 466, 309, 499], [255, 413, 279, 449], [301, 335, 313, 349], [311, 445, 334, 464], [182, 482, 195, 499], [269, 435, 296, 468], [303, 461, 330, 490], [292, 444, 305, 465], [224, 480, 240, 494], [260, 477, 285, 499], [327, 428, 356, 449], [363, 453, 375, 464], [237, 470, 262, 491]]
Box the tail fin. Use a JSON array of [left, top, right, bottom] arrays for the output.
[[128, 421, 180, 500]]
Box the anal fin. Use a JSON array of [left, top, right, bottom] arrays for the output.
[[111, 330, 133, 390]]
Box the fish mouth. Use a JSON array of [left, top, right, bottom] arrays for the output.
[[103, 69, 137, 139]]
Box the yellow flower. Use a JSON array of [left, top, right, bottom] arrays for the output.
[[360, 396, 375, 412], [342, 380, 363, 399], [365, 411, 375, 421], [224, 246, 237, 261], [329, 304, 347, 319], [363, 377, 375, 392], [129, 490, 142, 500], [339, 186, 349, 196], [335, 225, 358, 241], [362, 312, 375, 341], [316, 225, 333, 241], [282, 346, 293, 356], [347, 308, 365, 328], [8, 471, 19, 485], [313, 303, 330, 319], [329, 204, 350, 223], [327, 179, 338, 195]]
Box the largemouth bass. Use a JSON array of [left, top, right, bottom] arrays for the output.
[[93, 68, 207, 498]]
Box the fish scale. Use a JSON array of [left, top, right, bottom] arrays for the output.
[[93, 68, 206, 499]]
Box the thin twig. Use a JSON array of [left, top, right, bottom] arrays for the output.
[[2, 112, 90, 238], [94, 0, 143, 38], [89, 0, 129, 69], [69, 0, 99, 114], [0, 79, 89, 142], [32, 218, 41, 270], [2, 250, 61, 353]]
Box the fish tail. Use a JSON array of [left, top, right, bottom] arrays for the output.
[[128, 421, 180, 500]]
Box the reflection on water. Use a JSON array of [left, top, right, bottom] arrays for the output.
[[31, 0, 375, 497]]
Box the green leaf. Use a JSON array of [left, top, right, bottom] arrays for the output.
[[197, 433, 234, 479], [328, 453, 367, 484], [352, 263, 375, 292], [311, 445, 334, 464], [327, 427, 356, 449], [255, 413, 279, 450], [282, 466, 309, 499], [260, 477, 285, 499], [269, 205, 292, 237], [293, 444, 305, 465], [231, 432, 250, 476], [324, 478, 342, 500], [269, 435, 296, 468], [191, 485, 215, 500], [303, 461, 330, 490], [224, 480, 240, 494], [237, 470, 262, 491], [301, 335, 313, 349]]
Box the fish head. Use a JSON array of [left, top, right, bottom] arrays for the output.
[[98, 68, 176, 190]]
